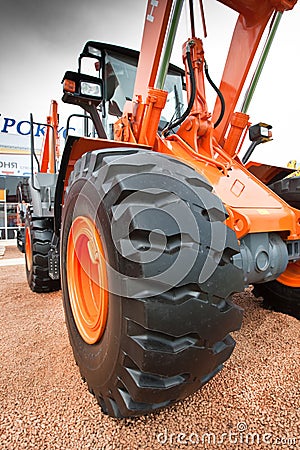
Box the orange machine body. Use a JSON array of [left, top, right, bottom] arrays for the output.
[[111, 0, 300, 245]]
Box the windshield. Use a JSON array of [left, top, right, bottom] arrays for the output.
[[105, 51, 185, 135]]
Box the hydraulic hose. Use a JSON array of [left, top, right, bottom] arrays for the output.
[[162, 42, 196, 135], [204, 60, 225, 129]]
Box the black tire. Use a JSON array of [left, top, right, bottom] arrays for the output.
[[253, 176, 300, 319], [253, 282, 300, 319], [25, 212, 61, 293], [17, 228, 25, 253], [268, 176, 300, 209], [61, 149, 244, 418]]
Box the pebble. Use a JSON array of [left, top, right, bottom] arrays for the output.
[[0, 255, 299, 450]]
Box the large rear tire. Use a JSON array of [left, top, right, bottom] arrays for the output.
[[25, 212, 60, 293], [268, 175, 300, 209], [61, 149, 244, 418], [253, 176, 300, 319]]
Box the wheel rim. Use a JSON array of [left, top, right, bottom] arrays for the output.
[[25, 226, 32, 271], [277, 261, 300, 288], [67, 216, 108, 344]]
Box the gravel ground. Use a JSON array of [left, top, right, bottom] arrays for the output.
[[0, 246, 299, 450]]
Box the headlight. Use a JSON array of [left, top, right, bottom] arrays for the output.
[[80, 81, 101, 97], [87, 46, 101, 57], [249, 122, 272, 143], [260, 126, 269, 138]]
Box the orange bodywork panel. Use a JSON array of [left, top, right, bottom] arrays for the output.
[[155, 135, 300, 241]]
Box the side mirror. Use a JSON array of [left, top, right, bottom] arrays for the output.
[[62, 71, 103, 106]]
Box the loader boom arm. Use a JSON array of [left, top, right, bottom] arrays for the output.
[[126, 0, 297, 149], [212, 0, 297, 145]]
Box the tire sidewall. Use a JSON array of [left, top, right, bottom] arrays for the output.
[[24, 213, 33, 286], [61, 177, 123, 389]]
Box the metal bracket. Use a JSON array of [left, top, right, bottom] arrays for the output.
[[49, 234, 60, 280], [286, 240, 300, 261]]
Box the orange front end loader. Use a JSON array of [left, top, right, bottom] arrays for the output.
[[24, 0, 299, 417]]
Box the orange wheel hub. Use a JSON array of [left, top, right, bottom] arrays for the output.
[[25, 226, 32, 271], [67, 216, 108, 344], [277, 261, 300, 288]]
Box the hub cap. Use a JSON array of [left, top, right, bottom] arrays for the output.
[[25, 226, 32, 271], [67, 216, 108, 344], [277, 261, 300, 288]]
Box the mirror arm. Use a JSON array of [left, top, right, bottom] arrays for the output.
[[242, 139, 262, 164], [82, 103, 107, 139]]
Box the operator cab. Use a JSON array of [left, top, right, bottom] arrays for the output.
[[62, 41, 186, 139]]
